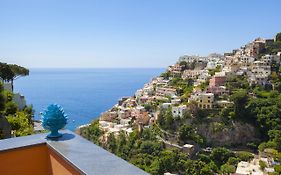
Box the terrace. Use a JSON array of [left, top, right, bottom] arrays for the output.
[[0, 130, 148, 175]]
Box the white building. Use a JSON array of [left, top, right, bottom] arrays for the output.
[[171, 99, 181, 105], [262, 54, 280, 64], [162, 103, 172, 109], [235, 161, 263, 175], [172, 105, 187, 118], [206, 61, 217, 70]]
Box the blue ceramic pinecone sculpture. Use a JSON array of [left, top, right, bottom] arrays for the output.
[[41, 104, 68, 138]]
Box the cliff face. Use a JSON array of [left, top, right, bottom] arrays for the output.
[[196, 121, 260, 146]]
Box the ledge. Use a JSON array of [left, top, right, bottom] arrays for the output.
[[0, 130, 148, 175]]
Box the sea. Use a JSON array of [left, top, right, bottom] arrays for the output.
[[14, 68, 164, 131]]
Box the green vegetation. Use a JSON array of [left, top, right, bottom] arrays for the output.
[[0, 63, 33, 138], [259, 160, 267, 171], [178, 124, 203, 145], [157, 107, 175, 131], [80, 120, 103, 145]]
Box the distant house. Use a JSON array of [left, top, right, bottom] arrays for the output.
[[100, 111, 118, 122], [171, 99, 181, 105], [182, 70, 202, 80], [156, 87, 177, 97], [235, 161, 263, 175], [178, 55, 206, 63], [182, 144, 195, 156], [172, 105, 187, 118], [262, 54, 280, 64], [216, 100, 233, 108], [189, 93, 214, 109], [209, 73, 226, 87], [206, 61, 217, 70], [168, 64, 182, 72], [239, 56, 255, 66], [162, 103, 172, 109], [118, 108, 131, 119], [207, 86, 227, 96], [248, 61, 271, 85], [244, 38, 266, 58]]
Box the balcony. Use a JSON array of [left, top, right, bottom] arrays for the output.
[[0, 130, 148, 175]]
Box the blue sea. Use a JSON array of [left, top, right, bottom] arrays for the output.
[[14, 68, 164, 131]]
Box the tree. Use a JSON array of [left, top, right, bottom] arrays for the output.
[[268, 130, 281, 151], [140, 141, 163, 155], [184, 160, 213, 175], [220, 164, 235, 175], [8, 64, 29, 91], [274, 165, 281, 174], [276, 32, 281, 42], [5, 101, 18, 115], [0, 63, 14, 83], [179, 124, 194, 141], [107, 133, 117, 153], [235, 151, 254, 161], [210, 147, 234, 166], [80, 120, 103, 144], [0, 62, 29, 91], [227, 157, 240, 166], [230, 89, 248, 118], [157, 108, 175, 131]]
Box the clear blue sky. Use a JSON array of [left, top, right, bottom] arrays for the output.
[[0, 0, 280, 68]]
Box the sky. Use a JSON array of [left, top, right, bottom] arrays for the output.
[[0, 0, 281, 68]]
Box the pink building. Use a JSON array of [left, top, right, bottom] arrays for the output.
[[209, 74, 226, 87]]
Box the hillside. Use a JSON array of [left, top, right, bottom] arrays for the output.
[[80, 33, 281, 175]]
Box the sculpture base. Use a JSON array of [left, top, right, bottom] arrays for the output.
[[47, 130, 62, 138]]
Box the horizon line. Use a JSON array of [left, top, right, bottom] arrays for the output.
[[28, 67, 166, 69]]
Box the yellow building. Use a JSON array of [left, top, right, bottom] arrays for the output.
[[189, 92, 214, 109]]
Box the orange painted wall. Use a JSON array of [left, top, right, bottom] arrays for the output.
[[48, 147, 82, 175], [0, 144, 50, 175], [0, 144, 81, 175]]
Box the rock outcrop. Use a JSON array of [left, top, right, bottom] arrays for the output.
[[197, 121, 259, 146]]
